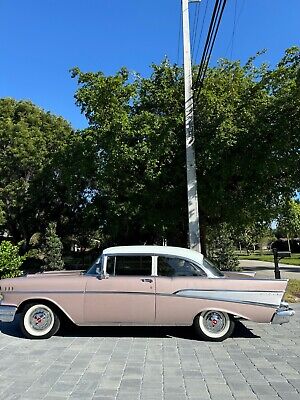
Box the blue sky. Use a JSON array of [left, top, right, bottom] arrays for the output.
[[0, 0, 299, 129]]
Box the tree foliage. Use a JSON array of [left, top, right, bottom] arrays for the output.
[[0, 98, 74, 245], [71, 62, 187, 245], [0, 241, 26, 279], [43, 222, 64, 271], [70, 47, 300, 248], [277, 199, 300, 238], [206, 224, 240, 271], [195, 47, 300, 228]]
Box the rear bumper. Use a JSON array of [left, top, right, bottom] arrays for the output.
[[271, 302, 295, 325], [0, 305, 17, 322]]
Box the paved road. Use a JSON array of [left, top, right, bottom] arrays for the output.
[[0, 306, 300, 400], [239, 259, 300, 280]]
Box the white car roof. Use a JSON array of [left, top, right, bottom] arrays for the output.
[[103, 245, 204, 264]]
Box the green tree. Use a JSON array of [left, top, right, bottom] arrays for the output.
[[43, 222, 64, 271], [71, 63, 187, 246], [0, 241, 26, 279], [236, 223, 274, 254], [0, 98, 74, 245], [71, 48, 300, 251], [276, 199, 300, 251], [195, 47, 300, 230], [0, 200, 6, 226]]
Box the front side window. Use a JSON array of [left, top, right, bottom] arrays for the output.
[[157, 257, 206, 277], [86, 255, 103, 275], [203, 258, 224, 277], [106, 256, 152, 276]]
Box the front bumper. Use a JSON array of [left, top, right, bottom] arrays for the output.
[[271, 302, 295, 325], [0, 305, 17, 322]]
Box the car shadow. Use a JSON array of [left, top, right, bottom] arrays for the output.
[[59, 320, 260, 340], [0, 316, 23, 338], [0, 318, 259, 341]]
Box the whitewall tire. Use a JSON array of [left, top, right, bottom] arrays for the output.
[[20, 303, 60, 339], [194, 310, 235, 341]]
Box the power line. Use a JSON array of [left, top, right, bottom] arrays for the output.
[[225, 0, 245, 59], [230, 0, 238, 59], [194, 0, 209, 63], [193, 0, 227, 102], [177, 0, 183, 64], [191, 1, 201, 63]]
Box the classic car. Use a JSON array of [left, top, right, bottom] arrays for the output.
[[0, 245, 295, 341]]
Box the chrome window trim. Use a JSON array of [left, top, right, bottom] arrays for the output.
[[152, 256, 158, 276]]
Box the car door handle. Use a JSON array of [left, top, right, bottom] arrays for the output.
[[141, 278, 153, 283]]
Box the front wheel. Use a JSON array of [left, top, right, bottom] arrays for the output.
[[20, 303, 60, 339], [194, 310, 235, 341]]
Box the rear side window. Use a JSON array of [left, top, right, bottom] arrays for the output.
[[106, 256, 152, 276], [158, 257, 206, 277]]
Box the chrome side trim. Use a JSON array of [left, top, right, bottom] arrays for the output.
[[86, 291, 154, 296], [8, 290, 84, 294], [174, 288, 283, 293], [174, 289, 283, 308], [0, 305, 17, 322]]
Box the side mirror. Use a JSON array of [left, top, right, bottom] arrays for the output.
[[97, 272, 109, 280]]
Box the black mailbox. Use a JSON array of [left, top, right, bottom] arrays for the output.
[[276, 251, 291, 259], [273, 249, 291, 279]]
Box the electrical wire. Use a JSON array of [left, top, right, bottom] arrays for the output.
[[193, 0, 227, 102], [225, 0, 245, 59], [230, 0, 238, 59], [194, 0, 209, 63], [191, 1, 201, 64], [177, 0, 183, 65], [194, 0, 222, 90]]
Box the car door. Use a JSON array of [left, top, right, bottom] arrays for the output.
[[155, 256, 207, 325], [84, 255, 155, 324]]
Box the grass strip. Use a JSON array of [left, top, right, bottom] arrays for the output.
[[284, 279, 300, 303]]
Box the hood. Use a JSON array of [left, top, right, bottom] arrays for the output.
[[26, 270, 84, 278], [0, 270, 87, 294]]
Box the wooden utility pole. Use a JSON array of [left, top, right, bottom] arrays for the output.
[[182, 0, 201, 252]]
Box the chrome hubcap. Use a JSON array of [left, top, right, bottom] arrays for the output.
[[203, 311, 225, 333], [29, 308, 52, 331]]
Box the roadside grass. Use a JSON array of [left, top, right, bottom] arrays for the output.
[[284, 279, 300, 303], [238, 253, 300, 266]]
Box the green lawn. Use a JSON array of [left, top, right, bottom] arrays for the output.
[[238, 253, 300, 266], [284, 279, 300, 303]]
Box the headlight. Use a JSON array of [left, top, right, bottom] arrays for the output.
[[0, 293, 3, 301]]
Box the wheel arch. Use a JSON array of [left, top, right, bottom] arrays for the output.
[[17, 298, 75, 325], [192, 307, 247, 325]]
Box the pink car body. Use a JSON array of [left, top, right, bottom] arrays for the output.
[[0, 245, 295, 341]]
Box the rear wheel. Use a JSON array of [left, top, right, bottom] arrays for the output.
[[194, 310, 235, 341], [20, 303, 60, 339]]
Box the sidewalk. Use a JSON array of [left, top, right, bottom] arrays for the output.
[[239, 259, 300, 279]]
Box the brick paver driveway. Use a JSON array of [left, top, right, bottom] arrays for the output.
[[1, 305, 299, 400]]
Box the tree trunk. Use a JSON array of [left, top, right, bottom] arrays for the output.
[[200, 223, 207, 256], [287, 234, 291, 253]]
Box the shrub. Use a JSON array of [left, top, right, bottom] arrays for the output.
[[0, 241, 26, 279], [206, 223, 240, 271], [43, 222, 64, 271]]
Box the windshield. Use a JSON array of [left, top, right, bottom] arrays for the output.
[[86, 255, 103, 275], [203, 258, 224, 277]]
